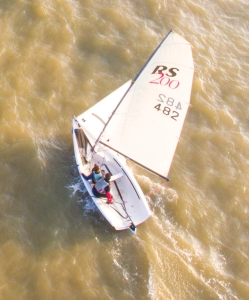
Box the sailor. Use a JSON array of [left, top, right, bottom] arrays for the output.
[[92, 173, 114, 204], [81, 164, 102, 184]]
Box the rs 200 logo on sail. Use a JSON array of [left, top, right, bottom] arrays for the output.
[[149, 65, 180, 89]]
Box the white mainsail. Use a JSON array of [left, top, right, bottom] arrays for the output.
[[99, 30, 194, 179]]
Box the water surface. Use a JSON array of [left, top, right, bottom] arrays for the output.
[[0, 0, 249, 299]]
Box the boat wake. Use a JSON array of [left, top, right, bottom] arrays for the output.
[[67, 174, 99, 214], [136, 174, 178, 205]]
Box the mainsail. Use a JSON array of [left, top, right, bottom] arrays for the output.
[[99, 30, 194, 179]]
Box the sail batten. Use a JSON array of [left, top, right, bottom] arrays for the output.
[[99, 31, 194, 178]]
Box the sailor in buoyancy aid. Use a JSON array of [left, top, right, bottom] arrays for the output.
[[81, 164, 102, 184], [92, 173, 114, 204]]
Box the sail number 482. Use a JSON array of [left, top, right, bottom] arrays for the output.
[[154, 94, 182, 121]]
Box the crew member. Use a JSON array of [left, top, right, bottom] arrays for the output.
[[81, 164, 102, 184], [92, 173, 114, 204]]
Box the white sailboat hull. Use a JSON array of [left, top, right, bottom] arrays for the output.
[[72, 82, 151, 231]]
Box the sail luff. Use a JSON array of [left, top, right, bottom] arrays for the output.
[[133, 29, 173, 82]]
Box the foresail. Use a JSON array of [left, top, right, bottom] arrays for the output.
[[76, 80, 132, 147], [99, 30, 194, 179]]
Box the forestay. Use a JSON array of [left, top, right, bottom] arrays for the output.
[[99, 30, 194, 179]]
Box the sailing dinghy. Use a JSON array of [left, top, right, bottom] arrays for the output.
[[72, 30, 194, 233]]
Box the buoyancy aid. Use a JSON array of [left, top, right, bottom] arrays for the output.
[[94, 177, 109, 194], [92, 171, 102, 183]]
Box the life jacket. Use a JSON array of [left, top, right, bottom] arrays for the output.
[[94, 177, 109, 194], [93, 171, 102, 182]]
